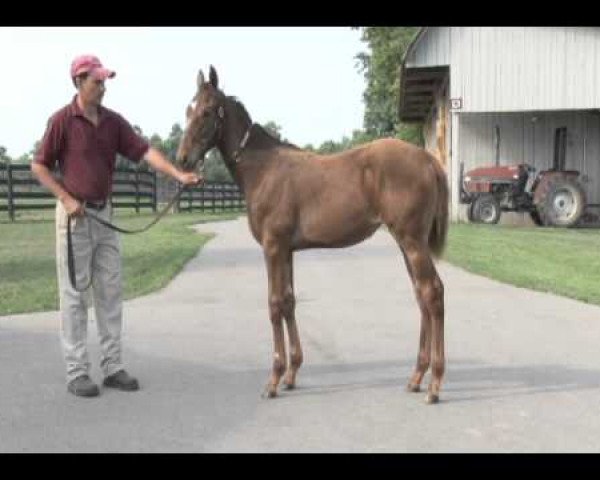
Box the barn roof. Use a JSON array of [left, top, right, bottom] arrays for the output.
[[398, 28, 448, 123]]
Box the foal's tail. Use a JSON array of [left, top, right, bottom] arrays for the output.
[[428, 157, 449, 258]]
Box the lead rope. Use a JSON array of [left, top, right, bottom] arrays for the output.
[[67, 183, 188, 292]]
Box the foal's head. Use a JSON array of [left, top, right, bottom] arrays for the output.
[[176, 65, 226, 172]]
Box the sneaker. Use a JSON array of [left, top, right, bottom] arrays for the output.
[[103, 370, 139, 391], [67, 375, 100, 397]]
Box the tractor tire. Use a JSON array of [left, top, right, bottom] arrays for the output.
[[467, 202, 477, 222], [535, 177, 586, 227], [470, 194, 501, 224]]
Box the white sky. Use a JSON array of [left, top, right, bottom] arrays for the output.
[[0, 27, 367, 157]]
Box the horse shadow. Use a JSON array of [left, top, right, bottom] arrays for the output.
[[276, 357, 600, 404]]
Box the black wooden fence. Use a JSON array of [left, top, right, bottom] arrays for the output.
[[177, 182, 245, 213], [0, 161, 244, 221]]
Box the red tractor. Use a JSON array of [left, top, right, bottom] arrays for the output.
[[459, 127, 587, 227]]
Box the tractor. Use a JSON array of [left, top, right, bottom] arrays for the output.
[[459, 127, 587, 227]]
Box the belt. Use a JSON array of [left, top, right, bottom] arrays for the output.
[[69, 193, 107, 211], [74, 197, 108, 211], [83, 200, 107, 211]]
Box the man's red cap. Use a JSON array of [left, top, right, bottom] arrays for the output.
[[70, 55, 116, 80]]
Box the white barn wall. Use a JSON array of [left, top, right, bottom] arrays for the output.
[[403, 27, 600, 220], [407, 27, 600, 113]]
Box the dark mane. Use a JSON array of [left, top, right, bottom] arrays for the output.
[[227, 96, 301, 152]]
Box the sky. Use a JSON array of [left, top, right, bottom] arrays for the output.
[[0, 27, 367, 158]]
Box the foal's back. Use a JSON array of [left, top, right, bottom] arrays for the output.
[[250, 137, 442, 250]]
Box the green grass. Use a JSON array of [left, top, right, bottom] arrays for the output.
[[3, 211, 600, 315], [444, 223, 600, 305], [0, 209, 241, 316]]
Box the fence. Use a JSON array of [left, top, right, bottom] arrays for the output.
[[177, 182, 245, 213], [0, 161, 244, 220]]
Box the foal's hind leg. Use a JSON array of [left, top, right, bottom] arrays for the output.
[[262, 237, 289, 398], [395, 235, 445, 404], [393, 240, 431, 394], [282, 251, 303, 389]]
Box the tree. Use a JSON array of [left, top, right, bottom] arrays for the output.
[[203, 149, 233, 182], [202, 120, 284, 182], [355, 27, 423, 145], [162, 123, 184, 162], [0, 146, 9, 163], [149, 133, 166, 155], [262, 121, 282, 140]]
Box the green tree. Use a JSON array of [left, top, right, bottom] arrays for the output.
[[10, 140, 42, 164], [262, 121, 282, 140], [162, 123, 183, 162], [355, 27, 423, 145], [0, 146, 10, 163], [13, 154, 31, 164], [202, 120, 283, 182], [203, 150, 232, 182], [149, 133, 167, 156]]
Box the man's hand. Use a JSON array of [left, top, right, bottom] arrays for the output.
[[177, 171, 204, 186], [143, 148, 204, 187], [61, 195, 85, 217]]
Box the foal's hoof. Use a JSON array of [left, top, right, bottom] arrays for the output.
[[283, 381, 296, 390], [261, 385, 278, 399], [406, 383, 421, 393], [425, 393, 440, 404]]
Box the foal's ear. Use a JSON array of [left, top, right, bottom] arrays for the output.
[[209, 65, 219, 89], [197, 69, 205, 90]]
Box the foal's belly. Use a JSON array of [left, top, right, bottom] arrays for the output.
[[293, 202, 382, 250]]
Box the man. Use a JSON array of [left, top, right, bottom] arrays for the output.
[[31, 55, 201, 398]]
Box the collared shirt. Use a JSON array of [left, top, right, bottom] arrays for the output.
[[34, 95, 150, 202]]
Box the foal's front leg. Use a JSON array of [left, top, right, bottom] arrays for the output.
[[282, 251, 303, 390], [262, 238, 288, 398]]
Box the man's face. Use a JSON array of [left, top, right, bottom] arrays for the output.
[[78, 75, 106, 106]]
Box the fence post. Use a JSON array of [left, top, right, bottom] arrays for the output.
[[174, 180, 180, 213], [200, 182, 205, 212], [212, 184, 216, 213], [6, 161, 15, 221], [152, 170, 157, 212], [134, 165, 140, 213]]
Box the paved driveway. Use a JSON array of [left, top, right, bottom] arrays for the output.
[[1, 217, 600, 452]]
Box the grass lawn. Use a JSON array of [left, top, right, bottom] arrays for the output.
[[2, 210, 599, 315], [0, 209, 241, 316], [444, 223, 600, 306]]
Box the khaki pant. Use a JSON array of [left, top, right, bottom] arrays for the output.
[[55, 201, 124, 383]]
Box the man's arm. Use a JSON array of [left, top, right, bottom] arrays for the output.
[[31, 112, 84, 216], [31, 162, 84, 217], [143, 147, 202, 186]]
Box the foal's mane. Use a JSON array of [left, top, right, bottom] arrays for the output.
[[226, 96, 301, 151]]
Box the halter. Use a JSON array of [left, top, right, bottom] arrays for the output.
[[211, 104, 253, 164], [232, 124, 253, 163]]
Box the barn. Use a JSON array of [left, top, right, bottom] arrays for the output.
[[398, 27, 600, 225]]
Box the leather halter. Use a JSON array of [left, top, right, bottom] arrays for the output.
[[212, 104, 253, 164], [232, 124, 253, 163]]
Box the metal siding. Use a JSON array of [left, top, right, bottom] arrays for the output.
[[405, 27, 451, 67], [411, 27, 600, 220], [414, 27, 600, 112]]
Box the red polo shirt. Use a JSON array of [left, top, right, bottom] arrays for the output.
[[34, 96, 149, 202]]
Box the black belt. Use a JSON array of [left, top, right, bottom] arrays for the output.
[[83, 200, 107, 211], [73, 197, 107, 211]]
